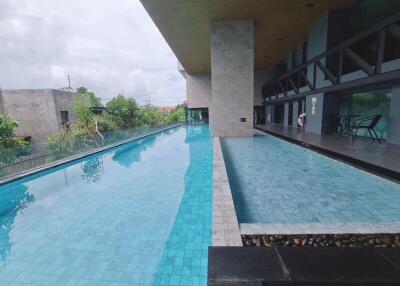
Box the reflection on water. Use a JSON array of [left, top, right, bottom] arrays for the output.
[[0, 183, 34, 261], [81, 157, 104, 184], [0, 134, 161, 262], [112, 135, 157, 168], [0, 126, 213, 285], [0, 132, 166, 262]]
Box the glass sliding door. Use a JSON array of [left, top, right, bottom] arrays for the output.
[[186, 108, 209, 125], [338, 89, 391, 139]]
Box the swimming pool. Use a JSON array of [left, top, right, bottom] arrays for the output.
[[221, 132, 400, 229], [0, 125, 212, 286]]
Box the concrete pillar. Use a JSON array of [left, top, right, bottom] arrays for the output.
[[305, 93, 324, 134], [307, 13, 328, 87], [304, 13, 328, 134], [292, 101, 299, 127], [284, 102, 289, 127], [387, 86, 400, 145], [186, 73, 211, 109], [210, 20, 254, 137]]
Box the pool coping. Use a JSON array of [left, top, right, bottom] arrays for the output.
[[0, 124, 180, 186], [241, 222, 400, 235], [212, 137, 242, 246]]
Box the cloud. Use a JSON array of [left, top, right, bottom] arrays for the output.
[[0, 0, 185, 106]]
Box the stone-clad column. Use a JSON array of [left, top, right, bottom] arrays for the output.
[[210, 20, 254, 137], [388, 86, 400, 145]]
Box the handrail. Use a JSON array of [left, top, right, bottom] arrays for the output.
[[263, 13, 400, 101]]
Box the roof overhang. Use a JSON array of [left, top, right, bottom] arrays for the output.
[[140, 0, 356, 74]]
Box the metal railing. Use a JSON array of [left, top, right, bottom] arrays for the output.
[[0, 124, 178, 180], [263, 13, 400, 103]]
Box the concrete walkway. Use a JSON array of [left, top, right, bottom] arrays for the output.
[[209, 246, 400, 285]]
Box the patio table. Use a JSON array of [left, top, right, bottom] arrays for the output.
[[337, 115, 361, 135]]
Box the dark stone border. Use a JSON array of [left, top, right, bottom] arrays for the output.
[[0, 124, 180, 186], [208, 246, 400, 285], [243, 234, 400, 248], [254, 127, 400, 183]]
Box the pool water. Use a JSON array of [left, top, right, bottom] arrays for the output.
[[0, 125, 212, 286], [221, 133, 400, 225]]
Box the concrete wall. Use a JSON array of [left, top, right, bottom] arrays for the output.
[[2, 89, 75, 143], [387, 86, 400, 145], [53, 90, 76, 128], [186, 69, 268, 111], [210, 20, 254, 137], [186, 73, 211, 108]]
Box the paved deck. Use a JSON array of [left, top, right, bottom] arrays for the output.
[[255, 123, 400, 181], [209, 246, 400, 285]]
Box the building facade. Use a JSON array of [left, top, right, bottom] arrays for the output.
[[141, 0, 400, 144], [263, 0, 400, 145], [0, 89, 76, 144]]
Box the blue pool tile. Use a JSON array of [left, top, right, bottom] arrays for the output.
[[0, 126, 213, 286], [222, 134, 400, 225]]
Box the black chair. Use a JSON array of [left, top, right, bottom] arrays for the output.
[[351, 114, 382, 142]]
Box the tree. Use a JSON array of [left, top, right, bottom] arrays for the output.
[[106, 95, 139, 127], [139, 105, 163, 126], [73, 87, 103, 133], [0, 114, 28, 166], [76, 87, 102, 107], [0, 114, 27, 149], [163, 106, 185, 124], [0, 114, 19, 148]]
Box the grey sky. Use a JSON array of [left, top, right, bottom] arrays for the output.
[[0, 0, 185, 106]]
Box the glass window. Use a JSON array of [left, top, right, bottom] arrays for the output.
[[60, 111, 69, 126], [346, 0, 400, 37], [186, 108, 209, 125], [339, 90, 391, 139]]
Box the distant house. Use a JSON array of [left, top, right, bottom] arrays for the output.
[[0, 89, 76, 144], [158, 106, 176, 114]]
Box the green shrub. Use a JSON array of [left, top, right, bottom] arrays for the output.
[[106, 95, 140, 128], [48, 125, 98, 160]]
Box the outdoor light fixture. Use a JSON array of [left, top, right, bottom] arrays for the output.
[[305, 3, 315, 8], [277, 38, 283, 41]]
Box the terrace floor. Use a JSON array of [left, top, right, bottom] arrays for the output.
[[255, 123, 400, 181]]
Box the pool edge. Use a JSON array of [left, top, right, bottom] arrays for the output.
[[212, 137, 242, 247], [240, 222, 400, 235]]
